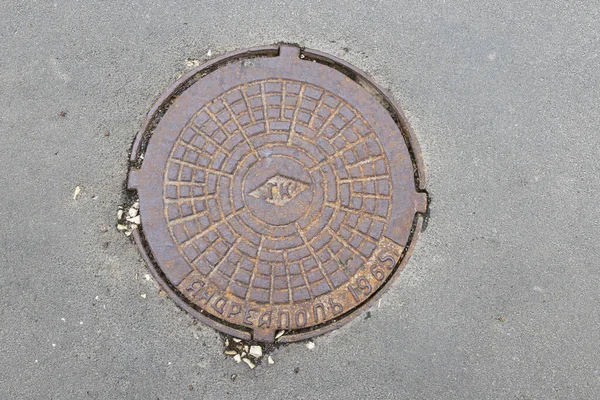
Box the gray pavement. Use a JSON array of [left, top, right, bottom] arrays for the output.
[[1, 1, 599, 399]]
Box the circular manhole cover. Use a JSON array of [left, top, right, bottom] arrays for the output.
[[128, 45, 428, 343]]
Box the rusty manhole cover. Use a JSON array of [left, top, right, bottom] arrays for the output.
[[128, 45, 428, 343]]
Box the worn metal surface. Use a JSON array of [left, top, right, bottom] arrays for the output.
[[128, 44, 427, 342]]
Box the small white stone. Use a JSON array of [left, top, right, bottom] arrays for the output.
[[144, 274, 151, 281], [249, 345, 262, 358], [233, 354, 241, 363], [116, 224, 127, 231], [185, 58, 201, 69], [243, 345, 249, 352], [94, 296, 99, 300], [140, 293, 147, 299], [207, 49, 212, 57], [52, 343, 56, 348], [224, 339, 229, 347], [232, 338, 241, 343], [275, 330, 285, 339], [128, 207, 138, 218], [73, 186, 81, 200], [224, 350, 237, 356], [306, 341, 315, 350], [127, 215, 141, 225], [242, 357, 255, 369], [79, 321, 83, 325], [117, 209, 124, 219], [267, 356, 274, 365], [60, 318, 65, 322], [133, 201, 140, 209]]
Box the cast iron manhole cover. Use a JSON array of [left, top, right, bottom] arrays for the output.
[[128, 45, 428, 342]]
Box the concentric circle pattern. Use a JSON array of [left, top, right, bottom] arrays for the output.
[[164, 79, 392, 305]]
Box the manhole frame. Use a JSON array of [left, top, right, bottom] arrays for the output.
[[128, 44, 428, 343]]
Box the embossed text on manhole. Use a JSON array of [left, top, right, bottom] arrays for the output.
[[128, 45, 428, 342]]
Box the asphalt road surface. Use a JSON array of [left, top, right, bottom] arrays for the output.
[[1, 1, 599, 399]]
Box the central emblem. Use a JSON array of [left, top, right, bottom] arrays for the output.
[[248, 174, 309, 206]]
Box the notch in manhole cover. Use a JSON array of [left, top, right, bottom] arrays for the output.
[[128, 44, 428, 343]]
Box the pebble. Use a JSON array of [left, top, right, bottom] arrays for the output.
[[127, 215, 141, 225], [268, 356, 274, 365], [242, 357, 256, 369], [249, 345, 263, 358], [306, 341, 315, 350], [115, 203, 141, 237]]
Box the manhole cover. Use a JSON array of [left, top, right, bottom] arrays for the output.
[[128, 45, 427, 343]]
